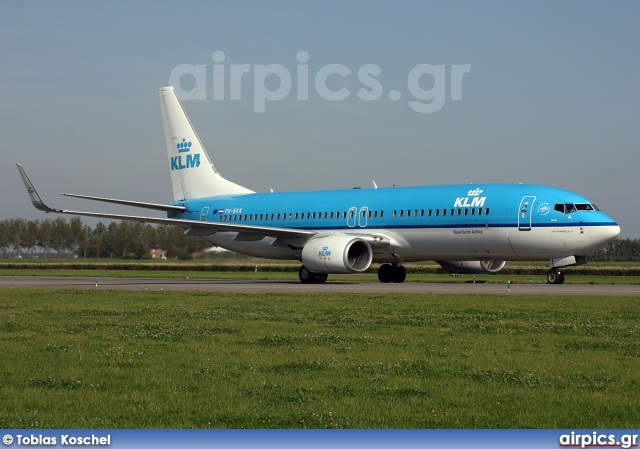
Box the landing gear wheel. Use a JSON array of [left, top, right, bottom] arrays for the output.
[[547, 270, 565, 285], [315, 273, 328, 284], [392, 265, 407, 283], [299, 265, 317, 284], [378, 264, 394, 283], [378, 264, 406, 283]]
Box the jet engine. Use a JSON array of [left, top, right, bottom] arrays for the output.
[[301, 235, 373, 274], [437, 260, 506, 275]]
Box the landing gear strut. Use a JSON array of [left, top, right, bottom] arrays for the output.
[[298, 265, 328, 284], [378, 263, 406, 283], [547, 269, 565, 285]]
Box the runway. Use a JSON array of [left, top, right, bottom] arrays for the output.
[[1, 276, 639, 296]]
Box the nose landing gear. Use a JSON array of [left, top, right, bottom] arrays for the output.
[[547, 269, 565, 285]]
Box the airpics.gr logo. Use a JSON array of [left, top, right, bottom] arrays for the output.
[[454, 188, 486, 208], [171, 138, 200, 171]]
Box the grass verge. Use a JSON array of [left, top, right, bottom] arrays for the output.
[[0, 289, 638, 428]]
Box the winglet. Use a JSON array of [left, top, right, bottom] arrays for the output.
[[16, 164, 58, 212]]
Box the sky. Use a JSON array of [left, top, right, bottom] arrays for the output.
[[1, 1, 638, 237]]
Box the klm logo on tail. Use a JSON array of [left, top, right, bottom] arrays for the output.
[[171, 138, 200, 171]]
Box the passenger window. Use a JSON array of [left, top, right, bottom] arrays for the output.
[[464, 209, 468, 216], [485, 208, 490, 215], [435, 209, 439, 217], [393, 210, 397, 217], [380, 211, 384, 218], [399, 210, 404, 217], [457, 209, 461, 216]]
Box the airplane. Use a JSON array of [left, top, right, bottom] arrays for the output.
[[17, 86, 620, 285]]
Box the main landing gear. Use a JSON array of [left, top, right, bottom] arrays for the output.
[[547, 269, 565, 285], [298, 264, 408, 284], [377, 263, 406, 283], [298, 265, 328, 284]]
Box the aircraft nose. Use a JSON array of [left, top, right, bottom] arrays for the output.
[[590, 223, 621, 246]]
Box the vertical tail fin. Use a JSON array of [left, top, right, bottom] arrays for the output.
[[159, 86, 253, 201]]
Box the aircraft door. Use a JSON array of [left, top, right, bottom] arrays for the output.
[[518, 196, 536, 231], [347, 207, 357, 227], [200, 206, 209, 221], [358, 207, 369, 228]]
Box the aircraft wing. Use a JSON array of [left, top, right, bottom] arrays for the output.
[[60, 193, 186, 213], [17, 164, 316, 240]]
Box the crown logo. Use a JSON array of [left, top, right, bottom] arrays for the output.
[[177, 138, 192, 153], [467, 188, 483, 196]]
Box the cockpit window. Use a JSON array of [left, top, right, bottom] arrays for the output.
[[553, 203, 598, 214]]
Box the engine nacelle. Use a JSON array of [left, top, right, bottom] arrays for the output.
[[301, 235, 373, 274], [437, 260, 506, 275]]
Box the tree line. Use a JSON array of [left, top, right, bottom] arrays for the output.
[[0, 218, 211, 259], [589, 238, 640, 262]]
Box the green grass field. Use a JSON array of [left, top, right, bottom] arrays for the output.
[[0, 289, 638, 428], [2, 268, 640, 285]]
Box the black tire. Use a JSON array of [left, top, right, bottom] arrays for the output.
[[547, 270, 564, 284], [392, 265, 407, 283], [378, 264, 393, 283], [315, 273, 328, 283], [299, 265, 316, 284], [558, 272, 565, 284]]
